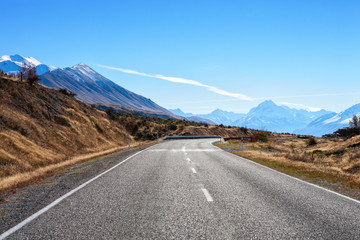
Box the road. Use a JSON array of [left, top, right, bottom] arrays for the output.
[[2, 139, 360, 239]]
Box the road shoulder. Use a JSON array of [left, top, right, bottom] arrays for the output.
[[0, 143, 154, 233], [214, 142, 360, 201]]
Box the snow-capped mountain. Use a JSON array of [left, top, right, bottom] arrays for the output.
[[198, 109, 246, 126], [168, 108, 215, 124], [169, 108, 245, 126], [235, 100, 332, 133], [0, 54, 58, 75], [294, 103, 360, 136], [169, 108, 245, 125], [0, 54, 175, 117], [169, 108, 194, 118], [171, 100, 332, 133]]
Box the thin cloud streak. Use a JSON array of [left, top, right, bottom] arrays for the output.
[[97, 64, 254, 101], [261, 92, 360, 100], [97, 64, 360, 103]]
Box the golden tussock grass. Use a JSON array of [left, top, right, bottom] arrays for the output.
[[0, 76, 253, 192], [0, 143, 146, 192], [0, 78, 132, 192], [216, 134, 360, 189]]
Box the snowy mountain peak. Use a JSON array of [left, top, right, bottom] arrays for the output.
[[168, 108, 193, 117], [211, 109, 224, 114], [258, 100, 277, 108], [66, 63, 103, 82], [294, 103, 360, 136], [0, 54, 57, 75], [72, 63, 91, 70], [0, 54, 42, 67]]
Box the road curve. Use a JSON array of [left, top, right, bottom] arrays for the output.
[[2, 139, 360, 239]]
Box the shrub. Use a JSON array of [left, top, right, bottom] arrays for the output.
[[131, 124, 139, 135], [307, 137, 317, 146], [250, 132, 259, 142], [312, 150, 323, 155], [27, 75, 41, 85], [169, 124, 177, 131], [58, 88, 77, 97], [259, 131, 269, 142], [135, 131, 144, 140], [54, 115, 71, 127], [239, 127, 248, 134], [105, 107, 117, 120]]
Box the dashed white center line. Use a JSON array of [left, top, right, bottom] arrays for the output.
[[191, 168, 197, 174], [202, 188, 214, 202], [186, 158, 191, 162]]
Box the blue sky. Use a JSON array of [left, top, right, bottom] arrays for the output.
[[1, 0, 360, 113]]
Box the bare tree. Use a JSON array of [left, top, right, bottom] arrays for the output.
[[26, 67, 41, 85], [17, 63, 28, 82], [17, 63, 40, 85]]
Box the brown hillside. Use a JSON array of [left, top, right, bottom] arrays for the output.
[[0, 77, 130, 180], [0, 75, 253, 191]]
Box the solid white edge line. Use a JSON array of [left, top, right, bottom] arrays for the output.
[[0, 146, 154, 240], [201, 188, 214, 202], [191, 168, 197, 174], [212, 141, 360, 205]]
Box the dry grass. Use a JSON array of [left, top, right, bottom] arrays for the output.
[[0, 144, 138, 192], [216, 134, 360, 189], [0, 76, 250, 192], [0, 78, 134, 191]]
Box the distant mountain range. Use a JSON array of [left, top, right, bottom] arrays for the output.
[[2, 55, 358, 136], [0, 54, 177, 119], [170, 100, 336, 135], [170, 108, 245, 126], [294, 103, 360, 137], [237, 100, 333, 133]]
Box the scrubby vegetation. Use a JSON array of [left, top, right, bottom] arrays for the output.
[[216, 132, 360, 193], [0, 75, 250, 191], [0, 76, 131, 185]]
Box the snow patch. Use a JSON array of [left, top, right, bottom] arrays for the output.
[[323, 115, 341, 124], [36, 64, 58, 75], [70, 63, 98, 81], [340, 118, 352, 124]]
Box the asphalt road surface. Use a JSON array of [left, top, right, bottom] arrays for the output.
[[2, 139, 360, 239]]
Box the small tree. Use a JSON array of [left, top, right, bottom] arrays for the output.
[[17, 64, 40, 85], [26, 67, 41, 85], [349, 115, 359, 127], [17, 64, 28, 82]]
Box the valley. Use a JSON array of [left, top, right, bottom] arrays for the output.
[[0, 72, 249, 193]]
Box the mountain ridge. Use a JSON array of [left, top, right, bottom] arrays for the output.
[[170, 100, 333, 134], [0, 54, 176, 118], [294, 103, 360, 136]]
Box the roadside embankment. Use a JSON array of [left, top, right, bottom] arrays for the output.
[[215, 134, 360, 200]]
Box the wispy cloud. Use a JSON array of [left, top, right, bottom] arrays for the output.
[[262, 92, 360, 100], [96, 64, 360, 104], [97, 64, 254, 101]]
